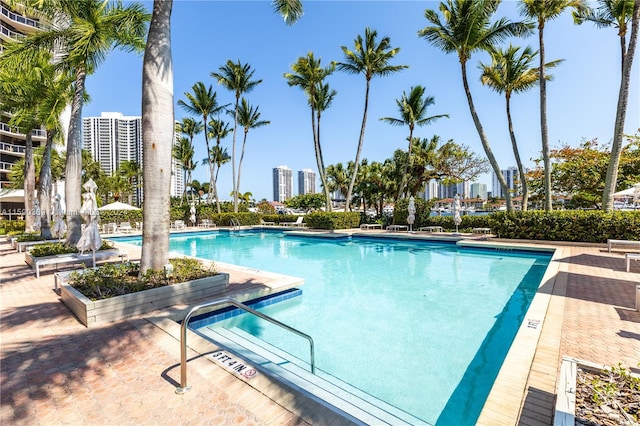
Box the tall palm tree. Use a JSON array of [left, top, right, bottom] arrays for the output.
[[140, 0, 301, 273], [172, 137, 195, 204], [235, 98, 270, 198], [336, 28, 408, 211], [207, 118, 232, 212], [519, 0, 587, 211], [211, 60, 263, 213], [4, 0, 149, 244], [284, 53, 336, 211], [380, 85, 448, 201], [177, 82, 224, 207], [419, 0, 532, 211], [118, 160, 142, 206], [176, 117, 203, 204], [480, 45, 562, 211], [325, 163, 350, 204], [574, 0, 640, 210], [141, 0, 173, 273]]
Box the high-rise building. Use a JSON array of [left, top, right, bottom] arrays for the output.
[[273, 165, 293, 202], [424, 179, 439, 200], [0, 4, 47, 190], [298, 169, 316, 195], [492, 167, 519, 198], [470, 183, 488, 200], [82, 112, 183, 204]]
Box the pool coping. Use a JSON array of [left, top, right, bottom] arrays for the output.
[[117, 230, 565, 424]]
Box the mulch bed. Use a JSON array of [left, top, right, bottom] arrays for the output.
[[575, 367, 640, 426]]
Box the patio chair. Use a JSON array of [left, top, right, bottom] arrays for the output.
[[172, 220, 186, 230], [118, 222, 133, 233], [281, 216, 306, 227]]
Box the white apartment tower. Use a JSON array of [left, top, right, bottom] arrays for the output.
[[82, 112, 183, 204], [273, 165, 293, 202], [470, 183, 488, 200], [0, 4, 47, 191], [298, 169, 316, 195]]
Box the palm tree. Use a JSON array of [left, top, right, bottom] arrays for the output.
[[419, 0, 532, 212], [141, 0, 173, 273], [177, 82, 224, 207], [207, 118, 232, 212], [4, 0, 149, 244], [336, 28, 408, 211], [284, 52, 336, 211], [140, 0, 301, 273], [574, 0, 640, 210], [235, 98, 270, 198], [380, 85, 448, 201], [519, 0, 587, 211], [118, 160, 142, 206], [325, 163, 350, 204], [480, 45, 562, 211], [209, 145, 231, 192], [211, 60, 263, 213], [172, 138, 195, 204]]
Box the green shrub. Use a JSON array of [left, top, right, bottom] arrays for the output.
[[29, 241, 114, 257], [0, 220, 26, 235], [16, 233, 46, 242], [305, 211, 360, 229], [68, 257, 217, 300]]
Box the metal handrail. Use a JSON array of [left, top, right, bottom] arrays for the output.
[[176, 296, 315, 394], [230, 218, 240, 230]]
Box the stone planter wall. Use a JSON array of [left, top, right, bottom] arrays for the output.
[[59, 273, 229, 327]]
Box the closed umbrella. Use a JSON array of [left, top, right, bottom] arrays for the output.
[[51, 194, 66, 241], [407, 196, 416, 232], [31, 199, 41, 233], [76, 179, 102, 266], [190, 204, 196, 227], [453, 194, 462, 234]]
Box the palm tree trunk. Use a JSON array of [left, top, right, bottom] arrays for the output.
[[236, 131, 248, 199], [232, 97, 240, 213], [602, 1, 640, 211], [65, 68, 86, 245], [397, 127, 414, 201], [140, 0, 173, 274], [212, 141, 222, 213], [538, 21, 552, 211], [23, 131, 36, 232], [38, 131, 55, 239], [505, 94, 528, 211], [345, 79, 371, 211], [460, 61, 513, 211], [316, 112, 332, 212]]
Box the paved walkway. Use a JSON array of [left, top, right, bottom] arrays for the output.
[[1, 235, 639, 425]]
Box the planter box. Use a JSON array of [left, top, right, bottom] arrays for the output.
[[25, 249, 128, 278], [59, 272, 229, 327]]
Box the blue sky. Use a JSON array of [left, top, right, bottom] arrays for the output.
[[82, 0, 640, 202]]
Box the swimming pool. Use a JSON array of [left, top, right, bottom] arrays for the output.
[[116, 230, 552, 425]]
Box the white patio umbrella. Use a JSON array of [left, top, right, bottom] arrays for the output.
[[51, 194, 66, 241], [76, 179, 102, 266], [97, 201, 140, 211], [31, 199, 41, 232], [453, 194, 462, 234], [407, 196, 416, 232], [189, 204, 196, 226]]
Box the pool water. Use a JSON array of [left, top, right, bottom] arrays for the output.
[[117, 230, 552, 425]]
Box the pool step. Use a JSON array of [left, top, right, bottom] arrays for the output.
[[199, 326, 430, 426]]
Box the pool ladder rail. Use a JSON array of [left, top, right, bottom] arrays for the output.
[[176, 296, 315, 394], [230, 218, 241, 231]]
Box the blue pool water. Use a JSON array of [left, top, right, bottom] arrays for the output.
[[116, 230, 552, 425]]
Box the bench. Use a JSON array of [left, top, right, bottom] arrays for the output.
[[607, 239, 640, 253], [419, 226, 443, 233], [26, 249, 129, 278], [387, 225, 408, 232], [360, 224, 383, 230], [626, 253, 640, 272], [473, 228, 492, 235]]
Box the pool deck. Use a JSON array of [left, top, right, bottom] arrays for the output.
[[2, 229, 639, 425]]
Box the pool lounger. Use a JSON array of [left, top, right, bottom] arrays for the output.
[[607, 239, 640, 253], [28, 249, 129, 278]]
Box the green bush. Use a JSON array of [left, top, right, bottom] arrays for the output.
[[16, 233, 46, 242], [68, 257, 217, 301], [0, 220, 26, 235], [305, 212, 360, 229], [489, 211, 640, 242], [29, 241, 114, 257]]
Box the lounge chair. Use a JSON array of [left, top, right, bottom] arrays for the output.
[[280, 216, 306, 227], [198, 219, 216, 228], [172, 220, 186, 230], [260, 219, 276, 226], [117, 222, 133, 233]]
